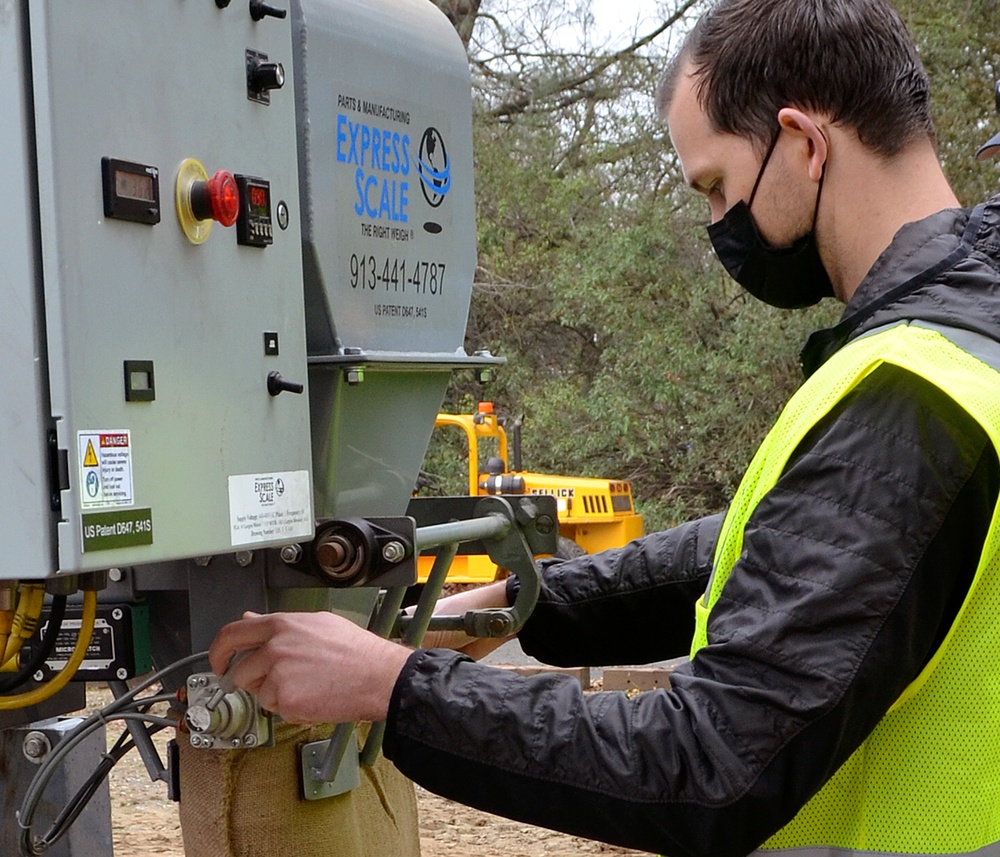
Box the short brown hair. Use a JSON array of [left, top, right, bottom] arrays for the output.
[[659, 0, 935, 156]]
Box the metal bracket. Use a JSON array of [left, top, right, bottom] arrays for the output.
[[398, 494, 555, 642], [267, 516, 416, 589], [298, 495, 555, 786], [300, 732, 361, 801]]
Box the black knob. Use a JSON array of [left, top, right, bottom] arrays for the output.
[[250, 0, 287, 21], [267, 371, 304, 396], [250, 60, 285, 93], [216, 0, 232, 8]]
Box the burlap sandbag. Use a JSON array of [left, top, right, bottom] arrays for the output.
[[177, 723, 420, 857]]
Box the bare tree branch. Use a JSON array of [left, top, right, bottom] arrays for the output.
[[484, 0, 701, 119]]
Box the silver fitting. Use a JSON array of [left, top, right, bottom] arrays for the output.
[[185, 672, 273, 750], [381, 540, 406, 564], [0, 583, 17, 613], [280, 543, 303, 565], [22, 732, 51, 764]]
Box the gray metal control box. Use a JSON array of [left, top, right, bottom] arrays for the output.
[[2, 2, 314, 578]]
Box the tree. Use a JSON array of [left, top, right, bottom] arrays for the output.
[[424, 0, 1000, 531], [427, 0, 482, 49]]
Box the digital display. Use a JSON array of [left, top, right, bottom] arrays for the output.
[[102, 157, 161, 225], [115, 170, 155, 202], [234, 174, 273, 247], [248, 184, 269, 216]]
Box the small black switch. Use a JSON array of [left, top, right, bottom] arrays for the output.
[[263, 332, 280, 356], [267, 371, 304, 396], [250, 0, 287, 21]]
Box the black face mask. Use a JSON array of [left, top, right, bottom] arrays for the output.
[[706, 129, 834, 309]]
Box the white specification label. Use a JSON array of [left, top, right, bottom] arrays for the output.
[[78, 431, 134, 509], [228, 470, 313, 547]]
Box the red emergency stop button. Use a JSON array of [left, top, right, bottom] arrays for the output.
[[191, 171, 240, 227], [175, 159, 239, 244]]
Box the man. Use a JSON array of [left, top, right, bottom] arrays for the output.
[[210, 1, 1000, 854]]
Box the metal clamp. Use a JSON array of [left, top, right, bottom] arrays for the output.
[[305, 495, 553, 790]]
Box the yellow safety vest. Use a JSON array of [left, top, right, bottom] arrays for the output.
[[692, 322, 1000, 857]]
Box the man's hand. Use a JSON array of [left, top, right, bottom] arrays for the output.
[[208, 611, 412, 724]]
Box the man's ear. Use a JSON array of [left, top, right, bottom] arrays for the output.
[[777, 107, 829, 182]]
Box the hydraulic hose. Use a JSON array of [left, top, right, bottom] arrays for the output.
[[0, 590, 96, 710]]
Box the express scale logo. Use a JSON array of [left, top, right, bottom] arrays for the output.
[[337, 113, 453, 233], [417, 127, 451, 208]]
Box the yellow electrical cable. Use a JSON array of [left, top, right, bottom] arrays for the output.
[[0, 607, 14, 669], [1, 586, 28, 669], [0, 582, 16, 659], [2, 584, 46, 670], [0, 590, 97, 710]]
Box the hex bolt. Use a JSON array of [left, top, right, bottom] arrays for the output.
[[515, 498, 539, 526], [23, 732, 51, 764], [344, 367, 365, 386], [535, 514, 555, 535], [488, 616, 509, 636], [280, 543, 303, 565], [235, 550, 254, 568], [381, 541, 406, 563], [193, 556, 212, 568], [108, 568, 124, 583]]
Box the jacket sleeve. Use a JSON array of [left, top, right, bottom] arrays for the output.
[[506, 513, 723, 666], [384, 365, 998, 857]]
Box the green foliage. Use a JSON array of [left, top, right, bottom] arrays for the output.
[[424, 0, 1000, 534], [897, 0, 1000, 204]]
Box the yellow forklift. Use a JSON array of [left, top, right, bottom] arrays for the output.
[[414, 403, 645, 583]]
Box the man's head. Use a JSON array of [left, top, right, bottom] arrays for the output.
[[659, 0, 935, 157], [661, 0, 950, 305]]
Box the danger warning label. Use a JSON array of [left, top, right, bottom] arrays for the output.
[[78, 431, 134, 509]]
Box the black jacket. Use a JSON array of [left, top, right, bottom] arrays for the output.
[[385, 199, 1000, 857]]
